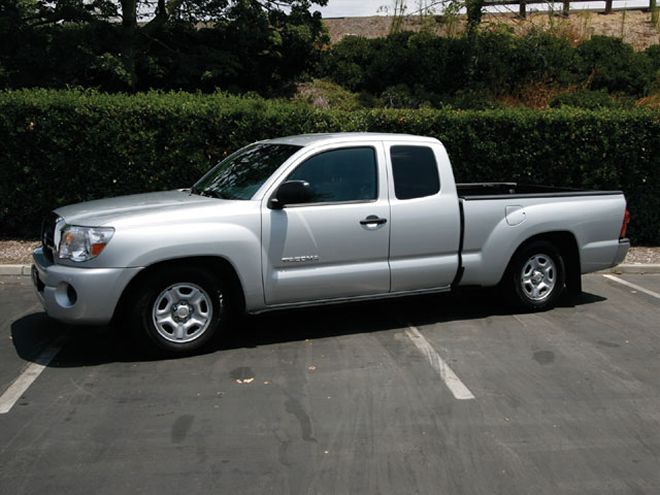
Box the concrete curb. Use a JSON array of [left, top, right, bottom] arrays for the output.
[[604, 264, 660, 274], [2, 263, 660, 276], [0, 265, 32, 276]]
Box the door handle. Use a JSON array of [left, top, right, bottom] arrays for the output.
[[360, 215, 387, 226]]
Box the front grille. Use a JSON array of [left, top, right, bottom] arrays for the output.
[[41, 212, 59, 262]]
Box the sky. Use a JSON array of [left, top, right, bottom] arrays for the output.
[[315, 0, 650, 18], [316, 0, 391, 17]]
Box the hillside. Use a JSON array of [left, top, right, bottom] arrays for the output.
[[324, 10, 659, 50]]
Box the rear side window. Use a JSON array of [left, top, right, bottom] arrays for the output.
[[287, 147, 377, 203], [390, 145, 440, 200]]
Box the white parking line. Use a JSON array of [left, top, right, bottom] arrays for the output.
[[0, 341, 63, 414], [405, 324, 475, 400], [603, 274, 660, 300]]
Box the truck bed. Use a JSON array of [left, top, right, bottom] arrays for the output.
[[457, 182, 622, 200], [455, 184, 627, 287]]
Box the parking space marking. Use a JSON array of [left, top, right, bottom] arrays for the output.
[[0, 340, 63, 414], [603, 274, 660, 300], [405, 324, 475, 400]]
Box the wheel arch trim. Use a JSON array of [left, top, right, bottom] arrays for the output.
[[112, 255, 246, 324], [500, 231, 581, 295]]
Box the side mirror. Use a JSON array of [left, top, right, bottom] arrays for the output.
[[269, 180, 312, 209]]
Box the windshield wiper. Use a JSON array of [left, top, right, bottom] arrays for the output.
[[193, 188, 228, 200]]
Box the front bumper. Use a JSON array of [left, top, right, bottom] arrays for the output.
[[32, 247, 142, 325]]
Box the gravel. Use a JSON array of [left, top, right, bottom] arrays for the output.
[[0, 240, 40, 265], [623, 247, 660, 265], [1, 239, 658, 266]]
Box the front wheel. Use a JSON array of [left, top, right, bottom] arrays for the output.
[[508, 241, 566, 311], [132, 267, 225, 354]]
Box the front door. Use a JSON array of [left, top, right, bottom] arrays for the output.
[[262, 144, 391, 305]]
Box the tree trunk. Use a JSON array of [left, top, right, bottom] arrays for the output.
[[466, 0, 484, 34], [143, 0, 169, 36], [119, 0, 138, 89]]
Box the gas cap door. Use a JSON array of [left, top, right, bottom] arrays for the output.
[[505, 205, 527, 226]]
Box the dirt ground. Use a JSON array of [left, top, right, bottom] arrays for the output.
[[324, 10, 660, 50], [0, 239, 657, 265], [0, 240, 40, 265]]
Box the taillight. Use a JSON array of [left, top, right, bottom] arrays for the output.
[[619, 208, 630, 239]]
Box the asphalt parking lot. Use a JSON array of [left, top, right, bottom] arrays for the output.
[[1, 273, 659, 494]]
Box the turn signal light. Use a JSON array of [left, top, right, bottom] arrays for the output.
[[90, 243, 107, 257]]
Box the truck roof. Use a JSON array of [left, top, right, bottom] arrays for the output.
[[265, 132, 440, 147]]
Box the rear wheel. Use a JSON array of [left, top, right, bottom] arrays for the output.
[[508, 241, 565, 311], [132, 267, 224, 354]]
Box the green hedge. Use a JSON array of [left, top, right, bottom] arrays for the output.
[[1, 90, 658, 244]]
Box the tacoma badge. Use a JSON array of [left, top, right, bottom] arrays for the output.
[[281, 255, 320, 263]]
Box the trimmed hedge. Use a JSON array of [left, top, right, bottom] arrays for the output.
[[1, 90, 658, 244]]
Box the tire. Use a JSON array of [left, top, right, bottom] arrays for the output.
[[507, 240, 566, 311], [132, 266, 225, 354]]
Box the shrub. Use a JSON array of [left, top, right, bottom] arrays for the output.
[[549, 89, 634, 109], [321, 33, 657, 105], [468, 31, 517, 93], [510, 31, 581, 88], [404, 32, 460, 95], [0, 90, 658, 244], [381, 84, 417, 109], [645, 45, 660, 93], [577, 36, 654, 96], [646, 45, 660, 72], [445, 89, 503, 110], [319, 36, 376, 91], [322, 32, 468, 98], [292, 79, 362, 110]]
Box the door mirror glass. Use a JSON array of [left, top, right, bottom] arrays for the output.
[[270, 180, 312, 209]]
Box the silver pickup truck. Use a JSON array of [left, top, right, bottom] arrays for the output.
[[32, 133, 630, 353]]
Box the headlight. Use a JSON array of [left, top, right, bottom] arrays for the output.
[[58, 226, 115, 262]]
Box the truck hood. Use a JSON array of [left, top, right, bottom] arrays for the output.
[[54, 190, 220, 226]]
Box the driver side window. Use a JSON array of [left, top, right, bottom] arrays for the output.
[[287, 147, 377, 204]]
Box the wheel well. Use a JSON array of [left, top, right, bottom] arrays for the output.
[[112, 256, 246, 323], [505, 231, 581, 296]]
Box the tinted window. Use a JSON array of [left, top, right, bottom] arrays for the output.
[[193, 143, 302, 200], [391, 146, 440, 200], [287, 147, 377, 204]]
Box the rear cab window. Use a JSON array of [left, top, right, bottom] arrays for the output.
[[390, 145, 441, 200]]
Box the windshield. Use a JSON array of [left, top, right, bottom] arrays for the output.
[[192, 143, 302, 200]]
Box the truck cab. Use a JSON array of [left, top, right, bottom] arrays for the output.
[[257, 134, 461, 306]]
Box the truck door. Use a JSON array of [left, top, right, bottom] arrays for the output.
[[262, 143, 391, 305], [385, 143, 461, 291]]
